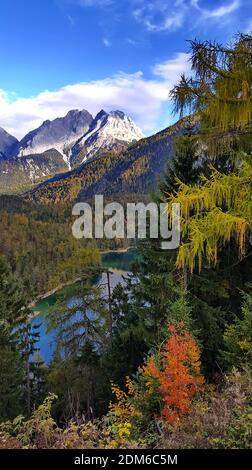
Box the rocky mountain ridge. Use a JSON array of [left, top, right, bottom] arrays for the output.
[[0, 109, 144, 193], [25, 115, 198, 204]]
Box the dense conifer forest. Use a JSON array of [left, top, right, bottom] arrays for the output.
[[0, 34, 252, 450]]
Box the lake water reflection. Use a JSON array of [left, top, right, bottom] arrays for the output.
[[31, 248, 138, 363]]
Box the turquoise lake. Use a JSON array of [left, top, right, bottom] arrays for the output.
[[31, 248, 138, 363]]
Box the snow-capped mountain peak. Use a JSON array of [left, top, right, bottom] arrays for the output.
[[0, 108, 144, 189], [70, 109, 144, 165]]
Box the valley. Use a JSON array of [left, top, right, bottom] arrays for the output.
[[0, 29, 251, 453]]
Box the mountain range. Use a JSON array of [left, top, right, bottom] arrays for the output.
[[0, 109, 143, 193], [25, 115, 197, 205], [0, 108, 197, 201]]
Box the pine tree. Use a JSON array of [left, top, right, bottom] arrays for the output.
[[46, 280, 106, 357], [102, 130, 202, 386], [30, 351, 47, 410], [102, 281, 148, 389], [224, 292, 252, 368], [0, 256, 29, 419], [46, 277, 108, 420], [159, 122, 201, 198], [18, 322, 46, 415]]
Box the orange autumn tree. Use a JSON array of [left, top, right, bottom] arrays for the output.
[[144, 323, 204, 424]]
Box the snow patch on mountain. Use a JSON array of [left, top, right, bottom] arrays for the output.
[[70, 110, 144, 165], [0, 108, 144, 193]]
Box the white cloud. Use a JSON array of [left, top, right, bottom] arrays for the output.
[[153, 52, 191, 81], [132, 0, 241, 32], [0, 53, 191, 139], [103, 38, 112, 47], [145, 11, 184, 32], [197, 0, 240, 18], [132, 1, 187, 32], [126, 38, 137, 45]]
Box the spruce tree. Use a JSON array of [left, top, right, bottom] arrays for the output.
[[0, 256, 29, 419]]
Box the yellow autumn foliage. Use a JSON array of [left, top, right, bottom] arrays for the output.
[[167, 160, 252, 272]]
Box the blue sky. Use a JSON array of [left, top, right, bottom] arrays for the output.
[[0, 0, 251, 138]]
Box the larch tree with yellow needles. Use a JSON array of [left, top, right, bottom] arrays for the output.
[[168, 33, 252, 273]]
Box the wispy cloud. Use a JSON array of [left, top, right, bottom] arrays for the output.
[[0, 53, 191, 139], [132, 2, 187, 33], [67, 14, 75, 26], [145, 12, 185, 32], [103, 38, 112, 47], [132, 0, 241, 32], [126, 38, 137, 45], [194, 0, 240, 19], [69, 0, 113, 6]]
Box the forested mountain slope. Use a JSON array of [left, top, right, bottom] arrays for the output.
[[25, 115, 198, 204]]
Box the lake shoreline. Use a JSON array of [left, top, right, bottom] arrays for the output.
[[29, 246, 135, 314], [29, 276, 82, 310], [29, 248, 138, 363]]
